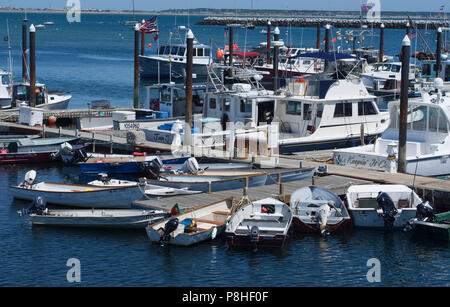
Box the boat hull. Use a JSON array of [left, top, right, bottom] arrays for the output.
[[139, 55, 208, 78], [0, 151, 57, 164], [147, 224, 225, 246], [265, 168, 315, 185], [349, 208, 417, 229], [30, 210, 167, 229], [226, 233, 288, 248], [411, 220, 450, 241], [292, 217, 352, 234], [280, 135, 377, 154], [10, 185, 143, 208]]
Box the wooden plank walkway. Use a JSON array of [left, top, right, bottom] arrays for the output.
[[133, 175, 371, 211]]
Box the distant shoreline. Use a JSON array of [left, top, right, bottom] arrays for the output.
[[0, 7, 446, 19]]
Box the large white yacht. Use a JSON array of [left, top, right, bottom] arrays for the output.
[[333, 78, 450, 176]]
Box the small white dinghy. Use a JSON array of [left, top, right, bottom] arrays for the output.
[[22, 196, 167, 229], [87, 173, 202, 196], [146, 198, 233, 246], [225, 198, 293, 249], [10, 170, 143, 208]]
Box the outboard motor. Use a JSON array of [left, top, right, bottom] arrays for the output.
[[98, 173, 111, 184], [72, 148, 89, 164], [141, 158, 162, 180], [403, 201, 435, 232], [316, 201, 333, 237], [34, 196, 47, 215], [20, 170, 37, 188], [159, 218, 179, 245], [249, 225, 260, 250], [376, 192, 398, 229], [179, 157, 200, 175]]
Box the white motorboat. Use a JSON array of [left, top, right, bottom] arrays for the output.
[[333, 78, 450, 176], [0, 70, 13, 109], [146, 198, 233, 246], [225, 197, 293, 249], [10, 171, 143, 208], [361, 62, 416, 91], [12, 82, 70, 110], [345, 184, 421, 229]]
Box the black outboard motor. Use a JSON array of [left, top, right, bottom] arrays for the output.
[[159, 218, 179, 245], [376, 192, 398, 229], [404, 201, 435, 232], [141, 160, 161, 180], [72, 148, 88, 163], [249, 225, 260, 250], [21, 196, 47, 216]]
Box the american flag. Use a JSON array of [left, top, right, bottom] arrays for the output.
[[139, 16, 158, 33]]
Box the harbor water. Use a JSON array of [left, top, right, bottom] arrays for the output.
[[0, 13, 448, 286]]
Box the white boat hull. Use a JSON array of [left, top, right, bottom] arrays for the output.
[[350, 208, 417, 229]]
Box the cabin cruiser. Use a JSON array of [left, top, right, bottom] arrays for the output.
[[0, 70, 13, 109], [361, 62, 416, 92], [139, 28, 211, 79], [11, 82, 71, 110], [333, 78, 450, 176]]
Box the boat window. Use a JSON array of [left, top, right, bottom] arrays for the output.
[[391, 65, 401, 73], [209, 98, 216, 109], [334, 102, 352, 117], [286, 101, 296, 115], [316, 103, 323, 118], [445, 65, 450, 81], [240, 99, 252, 113], [173, 88, 186, 101], [164, 47, 170, 55], [159, 46, 166, 55], [428, 106, 439, 132], [389, 105, 399, 129], [204, 49, 210, 57], [177, 47, 185, 56], [374, 64, 382, 72], [1, 75, 9, 85], [303, 103, 312, 120], [161, 87, 171, 102], [408, 105, 427, 131], [223, 98, 230, 111], [358, 101, 377, 116], [193, 48, 197, 57], [303, 60, 311, 65], [438, 109, 448, 133], [422, 63, 431, 76], [171, 46, 179, 55], [382, 64, 391, 71], [197, 48, 204, 57]]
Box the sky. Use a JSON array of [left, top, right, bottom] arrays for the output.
[[0, 0, 447, 12]]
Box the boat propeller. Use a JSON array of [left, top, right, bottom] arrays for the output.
[[376, 192, 398, 230]]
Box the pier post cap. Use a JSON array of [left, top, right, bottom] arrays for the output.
[[438, 27, 442, 33], [274, 27, 280, 34], [29, 24, 35, 32], [267, 20, 271, 26], [325, 24, 331, 29], [134, 23, 140, 31], [406, 22, 410, 27], [186, 29, 194, 39], [380, 23, 385, 28], [402, 35, 411, 47], [141, 19, 146, 24]]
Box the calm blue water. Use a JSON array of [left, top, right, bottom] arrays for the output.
[[0, 13, 448, 287]]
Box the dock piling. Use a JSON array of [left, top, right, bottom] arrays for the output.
[[110, 135, 113, 153], [184, 29, 194, 150], [273, 26, 280, 91], [228, 26, 234, 77], [92, 131, 96, 152], [140, 19, 145, 56], [436, 27, 442, 78], [133, 23, 140, 109], [378, 23, 384, 62], [29, 24, 36, 108], [316, 23, 320, 49], [22, 18, 27, 82], [266, 21, 271, 65], [398, 35, 411, 173]]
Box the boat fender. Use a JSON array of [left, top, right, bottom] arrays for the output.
[[376, 192, 398, 229], [160, 218, 179, 244], [210, 227, 217, 240]]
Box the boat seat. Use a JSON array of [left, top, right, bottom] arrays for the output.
[[195, 218, 223, 226], [213, 211, 230, 216]]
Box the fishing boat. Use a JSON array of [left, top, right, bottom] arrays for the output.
[[345, 184, 421, 229], [0, 69, 13, 109], [225, 198, 293, 249], [139, 28, 211, 79], [333, 78, 450, 176], [11, 82, 71, 110], [10, 170, 144, 208], [23, 196, 167, 229], [361, 62, 416, 92], [289, 186, 352, 236], [146, 198, 233, 246]]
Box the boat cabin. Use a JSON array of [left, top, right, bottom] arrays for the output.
[[421, 58, 450, 82], [11, 82, 50, 108], [157, 44, 211, 60]]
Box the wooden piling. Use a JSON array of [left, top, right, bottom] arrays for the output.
[[398, 35, 411, 174], [316, 23, 320, 49], [92, 131, 96, 152], [140, 20, 145, 56], [266, 21, 271, 65], [184, 29, 194, 149], [324, 24, 330, 70], [110, 135, 113, 153], [228, 26, 234, 77], [436, 27, 442, 78], [133, 24, 140, 109], [29, 24, 36, 108], [360, 124, 365, 146], [378, 23, 384, 62], [22, 19, 27, 82]]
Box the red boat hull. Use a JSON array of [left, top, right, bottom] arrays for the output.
[[0, 151, 58, 164], [292, 217, 352, 235]]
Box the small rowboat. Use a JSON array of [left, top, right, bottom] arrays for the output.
[[225, 198, 293, 249], [29, 209, 167, 229], [146, 198, 233, 246], [10, 171, 144, 208], [290, 186, 352, 236]]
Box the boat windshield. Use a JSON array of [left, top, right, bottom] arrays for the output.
[[391, 65, 401, 73], [390, 104, 449, 133]]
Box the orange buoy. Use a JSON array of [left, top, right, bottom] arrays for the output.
[[48, 116, 57, 125]]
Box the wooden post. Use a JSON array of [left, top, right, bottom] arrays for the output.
[[312, 175, 316, 185], [133, 24, 140, 109], [92, 131, 96, 152], [22, 19, 27, 82], [273, 27, 280, 92], [360, 124, 365, 146], [42, 124, 46, 138], [266, 21, 271, 65], [378, 23, 384, 63], [436, 27, 442, 78], [185, 29, 194, 151], [228, 26, 234, 77], [29, 24, 36, 108], [398, 35, 411, 174], [208, 181, 212, 193], [110, 135, 113, 153], [140, 19, 145, 56], [58, 126, 62, 137], [324, 24, 330, 71], [316, 23, 321, 50], [279, 183, 284, 198]]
